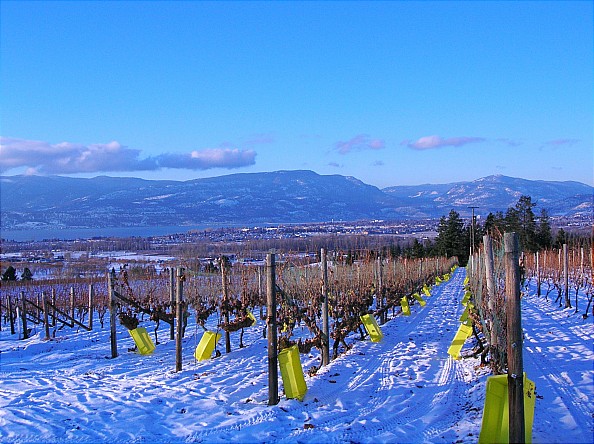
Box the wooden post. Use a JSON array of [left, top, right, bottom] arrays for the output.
[[108, 270, 118, 359], [377, 256, 385, 324], [169, 268, 175, 340], [51, 288, 56, 327], [88, 284, 94, 330], [43, 292, 50, 340], [8, 293, 15, 335], [321, 248, 330, 366], [483, 235, 498, 363], [16, 304, 21, 339], [175, 266, 184, 372], [20, 292, 28, 340], [536, 251, 541, 297], [266, 253, 279, 406], [258, 266, 264, 320], [484, 236, 496, 303], [374, 256, 380, 314], [504, 232, 525, 443], [70, 287, 75, 319], [563, 243, 570, 308], [221, 257, 231, 353]]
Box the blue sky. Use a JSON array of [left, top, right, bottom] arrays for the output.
[[1, 1, 592, 188]]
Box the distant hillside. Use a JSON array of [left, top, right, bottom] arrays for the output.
[[382, 174, 593, 219], [1, 171, 591, 232]]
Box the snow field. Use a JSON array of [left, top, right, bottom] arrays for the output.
[[1, 268, 592, 443]]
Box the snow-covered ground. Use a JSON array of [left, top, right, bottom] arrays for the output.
[[1, 268, 592, 443]]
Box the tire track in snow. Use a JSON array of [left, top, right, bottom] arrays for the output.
[[276, 269, 470, 443], [521, 292, 594, 441]]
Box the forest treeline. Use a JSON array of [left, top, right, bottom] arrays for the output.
[[408, 195, 587, 266]]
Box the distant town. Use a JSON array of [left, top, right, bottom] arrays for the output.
[[1, 215, 589, 281]]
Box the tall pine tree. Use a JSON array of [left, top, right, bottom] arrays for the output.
[[504, 195, 539, 252], [537, 208, 553, 249], [515, 195, 538, 252], [435, 210, 468, 265]]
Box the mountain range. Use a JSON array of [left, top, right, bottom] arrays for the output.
[[1, 171, 592, 232]]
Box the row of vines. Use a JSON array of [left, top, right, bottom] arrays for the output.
[[1, 252, 457, 363], [465, 239, 593, 375]]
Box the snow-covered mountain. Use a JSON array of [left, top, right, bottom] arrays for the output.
[[1, 171, 591, 231], [383, 174, 593, 218]]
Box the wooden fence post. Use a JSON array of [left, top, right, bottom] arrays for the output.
[[266, 253, 279, 405], [321, 248, 330, 366], [8, 293, 15, 335], [483, 235, 499, 370], [377, 256, 385, 324], [16, 303, 21, 339], [88, 284, 94, 330], [70, 287, 75, 320], [169, 267, 175, 340], [21, 292, 28, 340], [108, 270, 118, 359], [43, 292, 50, 340], [484, 235, 496, 304], [536, 251, 541, 297], [504, 232, 525, 443], [563, 243, 570, 308], [258, 266, 264, 320], [575, 247, 581, 313], [51, 288, 56, 327], [221, 257, 231, 353], [175, 266, 184, 372]]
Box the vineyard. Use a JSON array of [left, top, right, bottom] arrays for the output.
[[1, 253, 456, 359], [465, 239, 594, 374], [1, 244, 593, 443]]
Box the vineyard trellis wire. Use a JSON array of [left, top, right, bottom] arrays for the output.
[[1, 250, 457, 365]]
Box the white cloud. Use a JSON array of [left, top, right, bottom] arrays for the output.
[[0, 137, 256, 174], [403, 135, 485, 150], [159, 148, 256, 169], [334, 134, 385, 154]]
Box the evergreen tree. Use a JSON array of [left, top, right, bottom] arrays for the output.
[[536, 209, 553, 250], [514, 195, 538, 252], [389, 244, 401, 259], [435, 210, 468, 265], [483, 211, 505, 239], [483, 212, 496, 235], [554, 228, 567, 248], [505, 206, 520, 234], [503, 195, 539, 252], [21, 267, 33, 281], [2, 265, 17, 281], [410, 238, 425, 259]]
